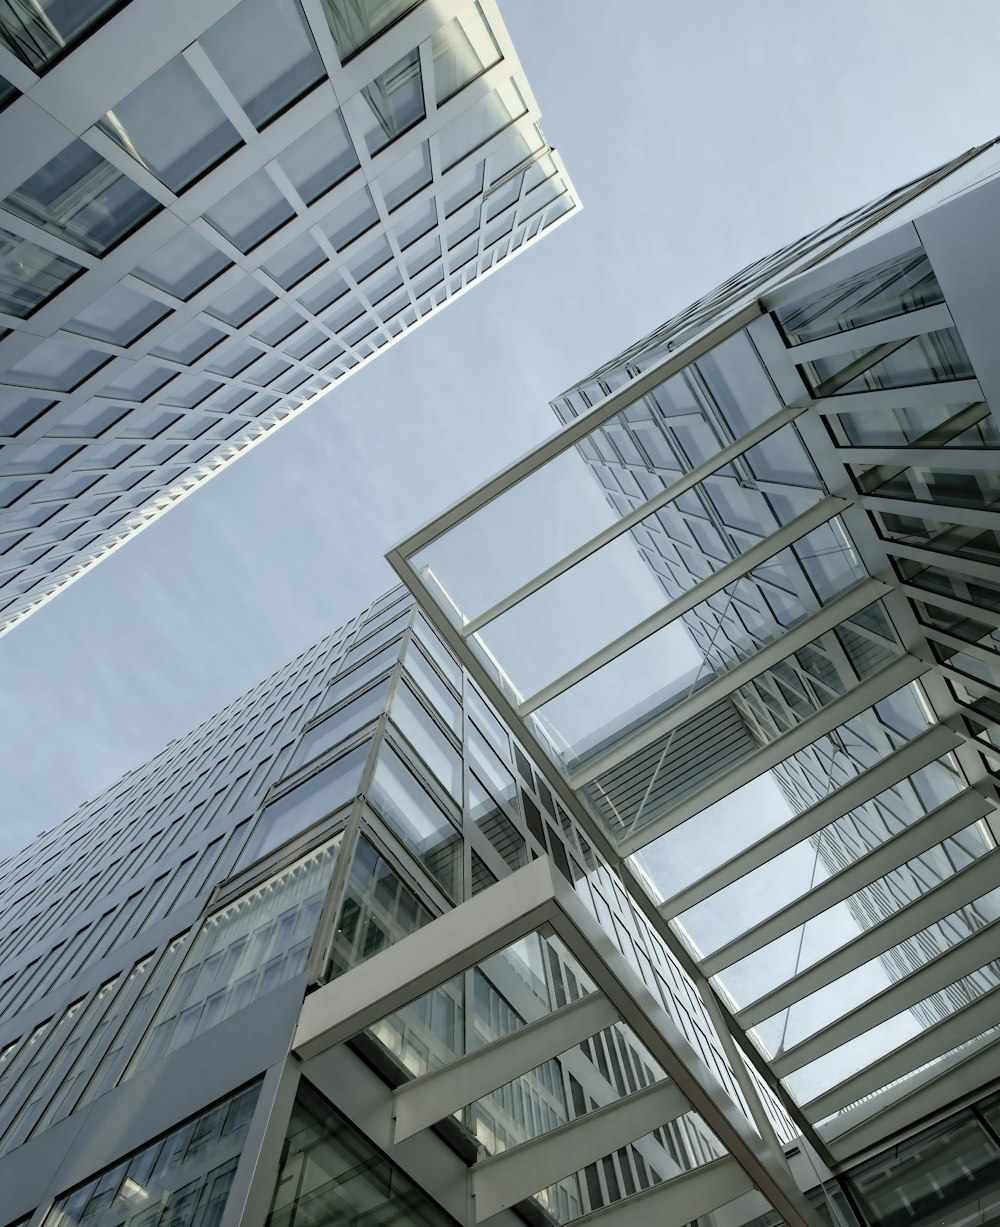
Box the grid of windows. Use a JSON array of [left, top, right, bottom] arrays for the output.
[[0, 0, 579, 636]]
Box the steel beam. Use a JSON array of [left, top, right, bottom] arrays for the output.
[[611, 654, 928, 856], [699, 787, 994, 976], [392, 991, 619, 1144], [514, 497, 853, 716], [471, 1079, 689, 1219], [785, 302, 954, 364], [735, 848, 1000, 1029], [658, 723, 962, 919]]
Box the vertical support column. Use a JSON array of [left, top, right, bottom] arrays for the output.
[[219, 1059, 301, 1227]]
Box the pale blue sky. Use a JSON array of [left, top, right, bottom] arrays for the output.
[[3, 0, 1000, 860]]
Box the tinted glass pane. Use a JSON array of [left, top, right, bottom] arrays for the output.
[[0, 226, 82, 318]]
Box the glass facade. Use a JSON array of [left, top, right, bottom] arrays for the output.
[[0, 0, 579, 637]]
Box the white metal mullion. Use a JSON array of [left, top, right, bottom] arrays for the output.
[[883, 540, 1000, 588], [569, 576, 893, 790], [785, 301, 954, 364], [735, 848, 1000, 1029], [771, 915, 1000, 1077], [514, 496, 852, 717], [698, 786, 994, 977], [844, 446, 1000, 472], [801, 988, 1000, 1123], [612, 655, 930, 857], [658, 723, 962, 920]]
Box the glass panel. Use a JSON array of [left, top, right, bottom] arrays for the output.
[[630, 684, 934, 896], [849, 1113, 1000, 1227], [238, 743, 367, 868], [319, 0, 421, 60], [861, 465, 1000, 514], [403, 640, 461, 734], [200, 0, 325, 129], [65, 282, 170, 345], [830, 401, 999, 448], [677, 756, 965, 958], [134, 228, 231, 299], [325, 835, 434, 978], [41, 1085, 260, 1227], [263, 1084, 453, 1227], [349, 48, 425, 156], [205, 275, 275, 326], [290, 679, 387, 771], [379, 140, 432, 210], [2, 139, 160, 256], [130, 841, 339, 1073], [317, 185, 379, 251], [778, 248, 943, 346], [806, 328, 974, 396], [150, 317, 225, 364], [369, 742, 462, 899], [3, 338, 108, 391], [437, 79, 526, 170], [0, 225, 82, 318], [204, 169, 296, 252], [0, 0, 123, 71], [275, 109, 359, 204], [99, 56, 242, 193], [389, 681, 462, 800], [431, 3, 502, 104], [715, 824, 995, 1011]]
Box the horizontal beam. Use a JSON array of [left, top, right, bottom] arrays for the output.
[[785, 302, 954, 364], [293, 858, 561, 1061], [515, 496, 852, 716], [839, 446, 1000, 471], [390, 302, 764, 560], [550, 1157, 755, 1227], [659, 723, 962, 919], [772, 916, 1000, 1077], [812, 379, 982, 416], [613, 654, 929, 856], [736, 848, 1000, 1028], [392, 991, 619, 1143], [462, 403, 815, 639], [700, 787, 994, 976], [803, 985, 1000, 1123], [866, 498, 998, 533], [471, 1078, 689, 1219]]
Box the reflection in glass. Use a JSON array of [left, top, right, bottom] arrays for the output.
[[66, 282, 170, 345], [432, 3, 501, 104], [0, 0, 123, 71], [42, 1084, 260, 1227], [369, 742, 462, 899], [264, 1084, 453, 1227], [350, 49, 425, 156], [130, 840, 339, 1073], [0, 226, 82, 318], [2, 139, 160, 256], [437, 80, 526, 170]]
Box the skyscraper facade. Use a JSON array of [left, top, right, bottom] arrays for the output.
[[0, 588, 822, 1227], [0, 0, 578, 637], [390, 136, 1000, 1222]]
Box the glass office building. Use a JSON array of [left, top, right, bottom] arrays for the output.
[[0, 0, 579, 637], [390, 138, 1000, 1223]]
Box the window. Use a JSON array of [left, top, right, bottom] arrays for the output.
[[276, 110, 359, 205], [0, 226, 83, 318], [348, 48, 425, 156], [129, 841, 340, 1073], [2, 140, 160, 255], [3, 338, 108, 392], [135, 228, 232, 299], [437, 80, 526, 171], [0, 0, 126, 72], [320, 0, 421, 61], [431, 4, 501, 105], [99, 56, 242, 193], [204, 169, 296, 253], [200, 0, 325, 129], [379, 141, 433, 210], [65, 283, 170, 346], [205, 276, 275, 327]]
